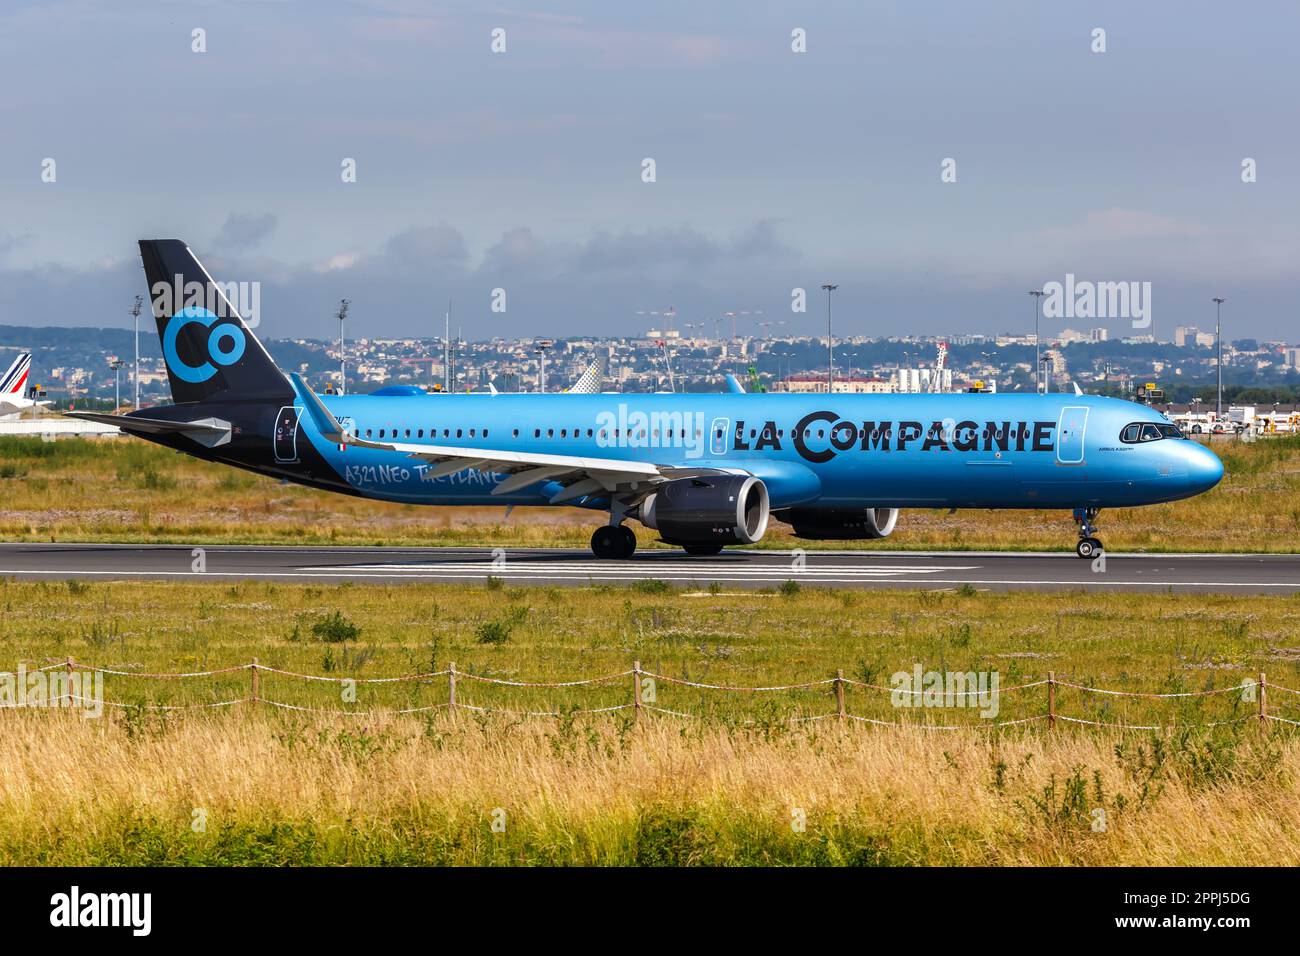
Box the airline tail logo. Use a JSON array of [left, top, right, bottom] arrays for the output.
[[162, 307, 247, 384], [0, 352, 31, 396]]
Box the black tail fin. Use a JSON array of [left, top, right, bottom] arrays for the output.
[[138, 239, 292, 404]]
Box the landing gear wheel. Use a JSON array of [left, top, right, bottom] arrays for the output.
[[615, 525, 637, 559], [682, 544, 723, 556], [1075, 537, 1103, 559], [591, 526, 621, 559]]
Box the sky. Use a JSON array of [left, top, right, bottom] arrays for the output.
[[1, 0, 1297, 342]]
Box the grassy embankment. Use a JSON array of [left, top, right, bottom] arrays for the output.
[[1, 433, 1298, 552], [1, 578, 1298, 864]]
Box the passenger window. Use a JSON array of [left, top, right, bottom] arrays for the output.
[[456, 429, 463, 439], [404, 429, 411, 438], [534, 429, 540, 438], [417, 429, 423, 438], [561, 429, 567, 437], [469, 429, 476, 438], [513, 429, 519, 438], [379, 429, 385, 438], [365, 429, 372, 438]]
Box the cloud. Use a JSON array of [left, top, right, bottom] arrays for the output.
[[575, 221, 795, 274], [382, 224, 470, 269], [213, 213, 279, 251]]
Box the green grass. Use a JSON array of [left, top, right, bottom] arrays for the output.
[[1, 433, 1298, 553], [3, 578, 1298, 726]]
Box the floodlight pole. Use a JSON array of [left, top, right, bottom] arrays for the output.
[[130, 295, 143, 408], [1212, 297, 1226, 419], [335, 299, 351, 396], [1027, 289, 1045, 393], [821, 283, 838, 392]]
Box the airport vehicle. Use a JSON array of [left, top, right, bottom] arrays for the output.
[[70, 241, 1224, 559]]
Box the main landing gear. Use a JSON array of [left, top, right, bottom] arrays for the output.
[[1072, 507, 1103, 559], [591, 525, 637, 559]]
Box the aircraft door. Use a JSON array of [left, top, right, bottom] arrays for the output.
[[274, 406, 301, 462], [1056, 406, 1088, 465], [709, 417, 730, 456]]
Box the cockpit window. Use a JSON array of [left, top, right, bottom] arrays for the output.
[[1120, 422, 1185, 443]]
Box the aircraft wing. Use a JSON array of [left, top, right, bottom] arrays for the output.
[[291, 373, 736, 504]]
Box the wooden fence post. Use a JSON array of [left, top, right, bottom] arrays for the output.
[[448, 662, 457, 711], [1259, 672, 1267, 728], [835, 669, 846, 723], [250, 657, 259, 709], [65, 657, 75, 707], [1047, 671, 1056, 729], [632, 660, 642, 720]]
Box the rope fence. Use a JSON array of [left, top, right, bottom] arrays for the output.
[[5, 657, 1298, 732]]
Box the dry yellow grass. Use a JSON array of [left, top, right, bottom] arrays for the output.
[[0, 711, 1295, 865]]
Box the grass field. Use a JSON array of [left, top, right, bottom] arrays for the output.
[[1, 432, 1298, 552], [2, 578, 1299, 864]]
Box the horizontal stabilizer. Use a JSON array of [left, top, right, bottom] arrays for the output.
[[63, 412, 232, 447]]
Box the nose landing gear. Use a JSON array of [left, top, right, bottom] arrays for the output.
[[1072, 508, 1103, 559]]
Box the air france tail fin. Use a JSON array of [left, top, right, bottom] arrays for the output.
[[138, 240, 292, 405], [0, 352, 31, 397]]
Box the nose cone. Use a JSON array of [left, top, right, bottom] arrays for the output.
[[1184, 442, 1224, 494]]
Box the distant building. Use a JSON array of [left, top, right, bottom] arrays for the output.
[[781, 375, 891, 394], [1089, 328, 1108, 343], [1284, 347, 1300, 372], [894, 367, 952, 393]]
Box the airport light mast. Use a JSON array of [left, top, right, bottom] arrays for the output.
[[535, 340, 553, 392], [1212, 297, 1226, 419], [335, 299, 351, 396], [130, 295, 143, 408], [444, 300, 452, 393], [109, 358, 124, 411], [821, 283, 837, 392], [1027, 289, 1045, 393]]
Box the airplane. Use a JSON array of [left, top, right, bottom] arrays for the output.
[[0, 352, 51, 418], [68, 240, 1225, 560]]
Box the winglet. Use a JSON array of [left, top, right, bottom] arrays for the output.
[[289, 373, 345, 442]]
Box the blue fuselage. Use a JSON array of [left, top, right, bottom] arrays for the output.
[[263, 391, 1223, 513]]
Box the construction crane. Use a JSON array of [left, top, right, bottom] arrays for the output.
[[746, 365, 766, 393], [930, 341, 948, 393], [635, 307, 677, 334]]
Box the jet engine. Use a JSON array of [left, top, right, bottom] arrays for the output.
[[777, 507, 900, 540], [640, 475, 770, 545]]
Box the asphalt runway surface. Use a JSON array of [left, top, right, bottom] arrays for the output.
[[0, 543, 1296, 593]]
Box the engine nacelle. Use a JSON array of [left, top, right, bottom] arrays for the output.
[[778, 507, 900, 540], [640, 475, 770, 545]]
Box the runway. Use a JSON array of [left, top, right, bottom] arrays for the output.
[[0, 543, 1297, 593]]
